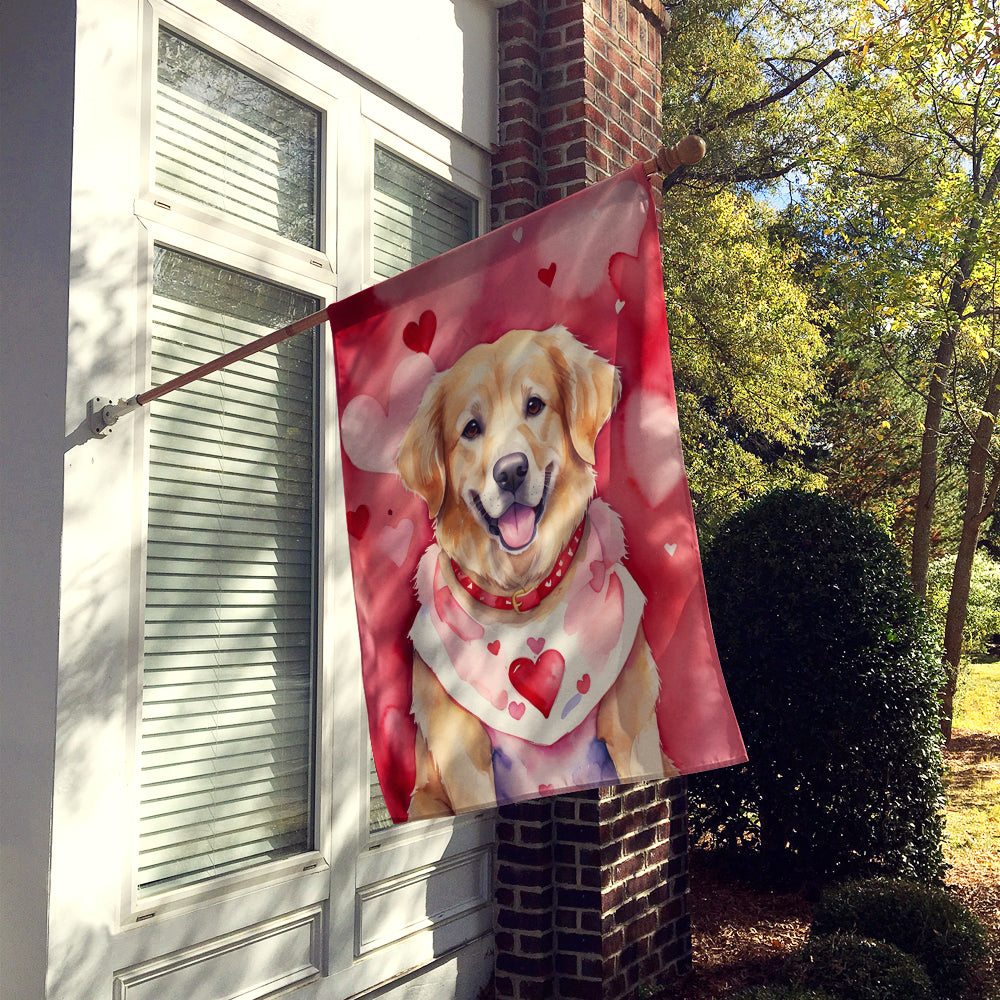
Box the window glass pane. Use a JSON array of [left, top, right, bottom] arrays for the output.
[[372, 146, 477, 279], [156, 28, 320, 248], [139, 246, 318, 895], [368, 149, 478, 832]]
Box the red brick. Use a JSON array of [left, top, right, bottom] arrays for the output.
[[542, 39, 586, 69], [502, 120, 543, 144], [498, 862, 552, 888], [504, 79, 542, 104], [498, 906, 551, 931], [560, 979, 604, 1000], [546, 163, 589, 186], [496, 952, 551, 978], [520, 886, 555, 910], [546, 117, 589, 146], [547, 3, 588, 28], [502, 40, 539, 63], [542, 105, 566, 129], [499, 99, 540, 124]]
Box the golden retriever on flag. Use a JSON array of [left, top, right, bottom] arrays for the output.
[[396, 325, 676, 818]]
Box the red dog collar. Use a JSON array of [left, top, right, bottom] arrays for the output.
[[451, 521, 586, 613]]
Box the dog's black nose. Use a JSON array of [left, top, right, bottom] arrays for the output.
[[493, 452, 528, 494]]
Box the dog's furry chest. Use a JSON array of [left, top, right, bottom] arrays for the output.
[[409, 500, 645, 747]]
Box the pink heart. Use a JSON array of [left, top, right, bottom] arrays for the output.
[[508, 649, 566, 719], [378, 519, 414, 568], [527, 636, 545, 655], [623, 388, 684, 507], [487, 640, 501, 656], [538, 783, 554, 795], [403, 310, 436, 353], [508, 701, 526, 720], [577, 673, 591, 694], [537, 262, 556, 287], [341, 353, 435, 474]]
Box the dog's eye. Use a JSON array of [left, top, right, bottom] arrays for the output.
[[462, 419, 481, 440], [526, 396, 545, 417]]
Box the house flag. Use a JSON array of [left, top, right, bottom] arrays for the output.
[[330, 163, 746, 823]]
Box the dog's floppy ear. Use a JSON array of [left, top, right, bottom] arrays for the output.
[[546, 325, 621, 465], [396, 377, 447, 519]]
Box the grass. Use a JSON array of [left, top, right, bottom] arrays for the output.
[[942, 657, 1000, 1000], [955, 658, 1000, 734], [945, 659, 1000, 868]]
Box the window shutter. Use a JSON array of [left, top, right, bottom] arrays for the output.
[[138, 248, 319, 895], [367, 147, 477, 832]]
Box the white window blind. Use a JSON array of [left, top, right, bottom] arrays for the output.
[[156, 27, 320, 248], [372, 146, 477, 280], [368, 148, 478, 832], [138, 248, 319, 896]]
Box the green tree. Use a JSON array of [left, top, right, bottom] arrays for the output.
[[659, 0, 843, 536], [802, 0, 1000, 736], [662, 189, 825, 537]]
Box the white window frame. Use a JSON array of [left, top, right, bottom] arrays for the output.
[[110, 0, 496, 992]]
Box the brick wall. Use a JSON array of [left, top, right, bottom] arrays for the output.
[[494, 782, 691, 1000], [490, 7, 692, 997], [492, 0, 668, 227]]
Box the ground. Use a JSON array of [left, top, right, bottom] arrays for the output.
[[657, 686, 1000, 999]]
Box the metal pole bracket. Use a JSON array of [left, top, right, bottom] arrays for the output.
[[88, 396, 140, 438]]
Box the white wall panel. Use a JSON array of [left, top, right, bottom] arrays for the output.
[[243, 0, 498, 151], [113, 906, 323, 1000]]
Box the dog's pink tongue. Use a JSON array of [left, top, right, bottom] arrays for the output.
[[498, 504, 536, 549]]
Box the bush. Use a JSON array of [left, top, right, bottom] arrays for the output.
[[732, 987, 838, 1000], [692, 488, 946, 882], [793, 933, 934, 1000], [811, 878, 988, 998]]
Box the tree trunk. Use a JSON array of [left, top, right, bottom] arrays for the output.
[[910, 330, 955, 598], [940, 373, 1000, 741], [911, 160, 1000, 596]]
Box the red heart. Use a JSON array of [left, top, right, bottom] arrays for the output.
[[508, 649, 566, 719], [487, 640, 501, 656], [403, 310, 436, 354], [347, 505, 370, 539], [538, 263, 556, 287], [577, 673, 591, 694]]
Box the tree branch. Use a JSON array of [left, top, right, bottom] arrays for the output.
[[702, 49, 847, 133]]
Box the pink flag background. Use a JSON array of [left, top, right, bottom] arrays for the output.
[[330, 164, 746, 823]]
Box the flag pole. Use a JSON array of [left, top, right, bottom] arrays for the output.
[[87, 306, 330, 437], [88, 136, 705, 438]]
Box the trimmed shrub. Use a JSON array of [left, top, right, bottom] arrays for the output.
[[812, 878, 988, 998], [732, 987, 838, 1000], [692, 489, 946, 882], [793, 933, 934, 1000]]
